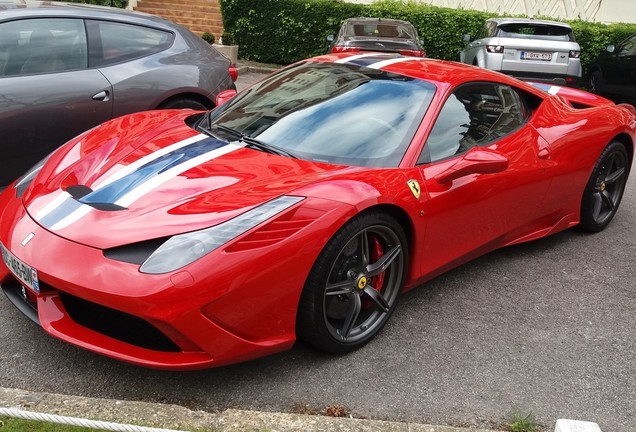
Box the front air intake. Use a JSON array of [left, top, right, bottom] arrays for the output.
[[59, 292, 180, 352]]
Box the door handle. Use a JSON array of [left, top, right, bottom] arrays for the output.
[[92, 90, 110, 101]]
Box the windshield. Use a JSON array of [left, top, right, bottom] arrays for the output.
[[498, 23, 575, 42], [207, 61, 435, 167]]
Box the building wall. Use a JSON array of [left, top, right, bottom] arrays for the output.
[[346, 0, 636, 24]]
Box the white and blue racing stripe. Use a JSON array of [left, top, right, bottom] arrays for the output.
[[80, 136, 229, 207], [335, 53, 421, 69], [35, 133, 209, 224], [530, 82, 561, 95], [36, 134, 244, 231]]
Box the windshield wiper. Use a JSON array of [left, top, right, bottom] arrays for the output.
[[215, 125, 298, 159], [196, 114, 220, 138]]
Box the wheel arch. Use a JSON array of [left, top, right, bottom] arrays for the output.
[[354, 203, 415, 266], [157, 92, 214, 110], [613, 133, 634, 172], [371, 204, 413, 246]]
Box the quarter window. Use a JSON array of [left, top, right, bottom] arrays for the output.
[[419, 83, 527, 164], [87, 20, 173, 67], [0, 18, 87, 76]]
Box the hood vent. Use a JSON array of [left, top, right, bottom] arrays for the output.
[[66, 185, 127, 211]]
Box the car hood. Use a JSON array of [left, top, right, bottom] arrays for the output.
[[22, 110, 353, 249]]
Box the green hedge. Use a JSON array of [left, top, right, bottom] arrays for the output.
[[220, 0, 366, 65], [220, 0, 636, 75]]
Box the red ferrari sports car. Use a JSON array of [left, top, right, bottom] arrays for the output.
[[1, 53, 634, 369]]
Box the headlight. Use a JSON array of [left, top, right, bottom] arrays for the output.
[[14, 154, 51, 198], [140, 196, 304, 274]]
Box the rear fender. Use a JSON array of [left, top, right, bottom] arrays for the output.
[[528, 82, 614, 108]]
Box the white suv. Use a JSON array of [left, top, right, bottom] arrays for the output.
[[460, 18, 582, 86]]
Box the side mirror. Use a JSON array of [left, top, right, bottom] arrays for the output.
[[462, 34, 471, 43], [326, 34, 335, 42], [215, 89, 237, 107], [606, 44, 616, 53], [435, 149, 509, 184]]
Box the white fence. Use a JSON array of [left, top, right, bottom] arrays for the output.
[[347, 0, 636, 23]]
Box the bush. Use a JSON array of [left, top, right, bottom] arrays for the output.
[[202, 32, 216, 44], [220, 0, 636, 74], [221, 31, 235, 45]]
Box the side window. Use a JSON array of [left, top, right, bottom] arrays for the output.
[[418, 83, 527, 164], [487, 21, 498, 37], [0, 18, 87, 77], [87, 20, 173, 67], [475, 24, 489, 40], [618, 35, 636, 56]]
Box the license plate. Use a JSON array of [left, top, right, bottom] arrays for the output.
[[521, 51, 552, 61], [0, 242, 39, 293]]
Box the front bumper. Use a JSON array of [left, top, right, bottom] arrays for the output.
[[0, 189, 332, 370]]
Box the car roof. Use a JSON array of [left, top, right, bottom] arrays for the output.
[[0, 0, 177, 30], [312, 53, 546, 95], [487, 17, 573, 29]]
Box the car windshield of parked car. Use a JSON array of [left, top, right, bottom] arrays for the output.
[[207, 61, 435, 167], [498, 23, 575, 42]]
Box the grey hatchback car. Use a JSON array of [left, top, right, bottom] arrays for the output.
[[460, 18, 581, 86], [0, 0, 236, 186]]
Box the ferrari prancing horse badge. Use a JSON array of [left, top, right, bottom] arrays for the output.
[[407, 179, 421, 199]]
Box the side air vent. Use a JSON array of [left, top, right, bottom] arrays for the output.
[[227, 206, 324, 252]]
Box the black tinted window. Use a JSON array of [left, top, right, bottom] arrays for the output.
[[618, 34, 636, 56], [0, 18, 87, 76], [420, 83, 527, 164], [87, 20, 173, 67], [344, 21, 417, 39], [498, 23, 575, 42]]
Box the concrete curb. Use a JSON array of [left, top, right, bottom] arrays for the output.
[[0, 387, 504, 432]]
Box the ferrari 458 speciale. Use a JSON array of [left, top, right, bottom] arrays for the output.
[[1, 53, 634, 369]]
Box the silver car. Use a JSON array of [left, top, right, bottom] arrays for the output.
[[460, 18, 581, 86], [0, 0, 236, 186]]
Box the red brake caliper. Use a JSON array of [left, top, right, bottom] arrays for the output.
[[362, 235, 385, 310]]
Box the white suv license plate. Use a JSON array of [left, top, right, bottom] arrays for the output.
[[521, 51, 552, 61], [0, 242, 40, 293]]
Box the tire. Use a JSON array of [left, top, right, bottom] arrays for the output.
[[589, 70, 603, 94], [158, 98, 208, 110], [296, 210, 408, 353], [580, 141, 629, 232]]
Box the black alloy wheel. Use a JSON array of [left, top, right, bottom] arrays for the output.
[[589, 70, 604, 94], [297, 211, 408, 353], [580, 140, 629, 232]]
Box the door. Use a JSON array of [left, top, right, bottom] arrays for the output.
[[415, 82, 551, 275], [0, 18, 113, 185], [603, 34, 636, 99]]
